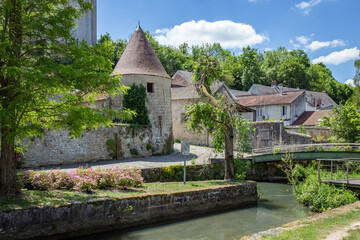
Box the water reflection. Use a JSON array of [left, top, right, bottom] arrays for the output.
[[78, 183, 312, 240]]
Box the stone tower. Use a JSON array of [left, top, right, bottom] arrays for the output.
[[71, 0, 97, 46], [112, 26, 173, 154]]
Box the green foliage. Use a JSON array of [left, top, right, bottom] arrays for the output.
[[191, 157, 196, 165], [122, 84, 149, 125], [276, 153, 298, 185], [146, 143, 152, 151], [234, 158, 251, 180], [295, 167, 358, 212], [130, 148, 139, 156], [320, 104, 360, 142], [0, 0, 135, 195], [175, 139, 181, 144], [298, 125, 306, 134], [305, 145, 316, 152], [273, 148, 281, 154]]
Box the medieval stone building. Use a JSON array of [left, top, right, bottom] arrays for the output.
[[110, 25, 173, 153]]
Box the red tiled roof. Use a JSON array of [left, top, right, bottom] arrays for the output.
[[292, 110, 331, 126], [238, 91, 305, 107]]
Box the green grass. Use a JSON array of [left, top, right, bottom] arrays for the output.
[[345, 229, 360, 240], [262, 208, 360, 240], [0, 180, 243, 211]]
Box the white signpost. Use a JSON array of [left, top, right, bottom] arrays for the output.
[[181, 141, 190, 184]]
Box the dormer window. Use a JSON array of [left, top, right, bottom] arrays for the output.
[[147, 82, 154, 93]]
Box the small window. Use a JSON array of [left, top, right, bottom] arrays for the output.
[[147, 82, 154, 93], [282, 106, 287, 116], [257, 108, 263, 117]]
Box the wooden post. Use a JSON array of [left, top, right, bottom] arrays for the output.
[[331, 160, 333, 181], [346, 161, 349, 184]]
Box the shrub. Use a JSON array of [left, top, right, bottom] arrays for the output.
[[234, 158, 251, 180], [130, 148, 139, 156], [17, 168, 143, 192], [295, 167, 357, 212], [146, 143, 152, 151], [273, 148, 281, 155], [305, 145, 316, 152]]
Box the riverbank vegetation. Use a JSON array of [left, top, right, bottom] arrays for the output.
[[278, 159, 359, 212], [0, 180, 244, 211], [294, 166, 357, 212]]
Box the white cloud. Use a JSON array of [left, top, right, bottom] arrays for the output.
[[306, 39, 346, 51], [291, 35, 346, 52], [295, 0, 322, 15], [154, 20, 268, 49], [312, 47, 360, 65], [296, 36, 310, 45], [345, 79, 355, 87]]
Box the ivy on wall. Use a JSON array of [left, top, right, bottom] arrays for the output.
[[123, 83, 150, 125]]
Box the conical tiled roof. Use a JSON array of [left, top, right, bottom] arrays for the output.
[[112, 26, 170, 79]]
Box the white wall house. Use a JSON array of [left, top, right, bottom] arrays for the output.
[[238, 91, 306, 126]]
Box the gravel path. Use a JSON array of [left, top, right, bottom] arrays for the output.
[[29, 143, 224, 171]]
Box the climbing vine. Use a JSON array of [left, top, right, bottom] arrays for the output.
[[122, 84, 149, 125]]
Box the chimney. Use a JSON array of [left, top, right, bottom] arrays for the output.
[[271, 80, 277, 87], [279, 84, 284, 95], [316, 99, 321, 109]]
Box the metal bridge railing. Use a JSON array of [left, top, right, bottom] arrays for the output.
[[252, 143, 360, 156], [317, 158, 360, 184]]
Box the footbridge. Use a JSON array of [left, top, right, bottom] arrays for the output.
[[251, 143, 360, 163]]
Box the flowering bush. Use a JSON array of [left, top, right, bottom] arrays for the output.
[[17, 167, 143, 192]]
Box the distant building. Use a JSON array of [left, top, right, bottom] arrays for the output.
[[171, 70, 254, 145], [248, 82, 337, 111], [238, 90, 306, 126], [71, 0, 97, 46]]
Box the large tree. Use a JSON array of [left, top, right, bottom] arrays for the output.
[[0, 0, 130, 196], [185, 54, 253, 180]]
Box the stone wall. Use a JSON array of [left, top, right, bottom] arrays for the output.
[[22, 125, 153, 168], [172, 98, 211, 146], [112, 74, 173, 154], [286, 126, 332, 139], [252, 121, 312, 149], [0, 183, 258, 240]]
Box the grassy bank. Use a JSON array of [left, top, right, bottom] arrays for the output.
[[0, 180, 243, 211], [262, 203, 360, 240]]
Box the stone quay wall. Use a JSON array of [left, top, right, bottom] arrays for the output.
[[22, 124, 153, 168], [0, 183, 258, 240]]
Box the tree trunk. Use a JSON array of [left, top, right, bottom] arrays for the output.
[[0, 130, 19, 196], [224, 125, 235, 180]]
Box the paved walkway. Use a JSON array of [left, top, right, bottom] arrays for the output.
[[30, 143, 224, 171]]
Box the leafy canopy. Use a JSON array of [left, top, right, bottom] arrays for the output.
[[0, 0, 131, 143], [320, 104, 360, 142]]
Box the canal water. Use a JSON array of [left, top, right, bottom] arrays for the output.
[[82, 182, 312, 240]]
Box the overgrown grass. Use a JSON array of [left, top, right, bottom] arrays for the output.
[[263, 208, 360, 240], [295, 166, 358, 212], [0, 180, 244, 211], [345, 229, 360, 240]]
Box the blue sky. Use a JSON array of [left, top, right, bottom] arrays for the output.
[[97, 0, 359, 85]]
